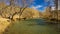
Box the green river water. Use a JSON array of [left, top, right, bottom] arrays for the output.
[[4, 19, 60, 34]]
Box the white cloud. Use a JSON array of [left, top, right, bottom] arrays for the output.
[[32, 5, 42, 9], [51, 7, 55, 10], [44, 0, 49, 2]]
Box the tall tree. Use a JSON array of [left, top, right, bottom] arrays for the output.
[[54, 0, 58, 22], [54, 0, 58, 10], [19, 0, 34, 19], [0, 0, 34, 20], [44, 0, 52, 19], [9, 0, 15, 6], [10, 0, 34, 20]]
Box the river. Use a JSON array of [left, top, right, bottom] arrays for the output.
[[3, 19, 60, 34]]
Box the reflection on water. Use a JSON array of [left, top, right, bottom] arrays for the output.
[[4, 19, 60, 34]]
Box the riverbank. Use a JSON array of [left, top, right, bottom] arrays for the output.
[[0, 17, 11, 34]]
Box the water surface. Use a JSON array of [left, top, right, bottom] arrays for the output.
[[4, 19, 60, 34]]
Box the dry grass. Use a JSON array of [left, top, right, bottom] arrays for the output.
[[0, 17, 11, 34]]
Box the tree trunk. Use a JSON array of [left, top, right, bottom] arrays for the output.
[[10, 0, 15, 6], [7, 12, 17, 21], [19, 6, 27, 20]]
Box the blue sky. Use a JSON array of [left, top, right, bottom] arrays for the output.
[[31, 0, 54, 11], [32, 0, 46, 11], [35, 0, 47, 11], [0, 0, 54, 11]]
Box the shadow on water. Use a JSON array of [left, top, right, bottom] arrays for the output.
[[25, 19, 60, 32], [25, 19, 47, 26]]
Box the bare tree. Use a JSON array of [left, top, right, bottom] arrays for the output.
[[54, 0, 58, 10], [10, 0, 15, 6], [0, 0, 34, 21], [54, 0, 58, 22], [44, 0, 52, 19], [10, 0, 34, 20], [52, 0, 58, 19], [18, 0, 34, 19], [0, 0, 15, 17]]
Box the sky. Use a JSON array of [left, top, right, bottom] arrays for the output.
[[0, 0, 55, 12], [31, 0, 54, 11], [32, 0, 46, 11]]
